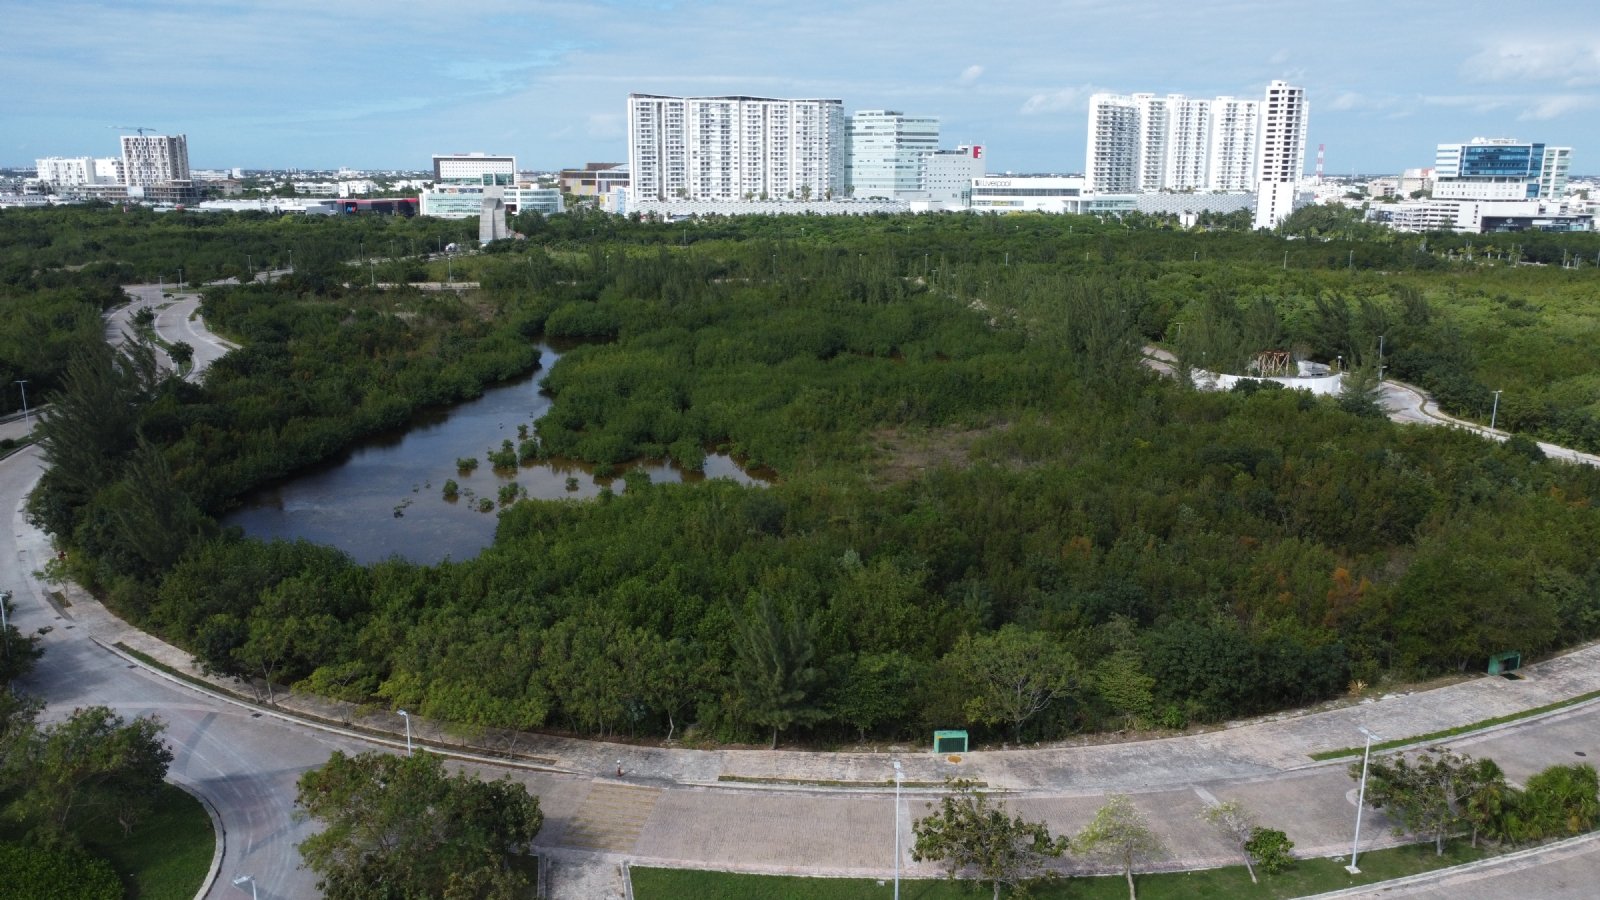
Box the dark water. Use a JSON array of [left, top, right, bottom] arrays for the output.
[[222, 344, 762, 565]]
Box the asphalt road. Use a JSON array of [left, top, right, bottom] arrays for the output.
[[3, 450, 343, 898]]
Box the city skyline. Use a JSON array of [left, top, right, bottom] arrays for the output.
[[5, 0, 1599, 174]]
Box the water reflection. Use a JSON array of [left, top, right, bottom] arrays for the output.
[[222, 344, 763, 565]]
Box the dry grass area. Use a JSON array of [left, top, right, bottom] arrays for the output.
[[867, 423, 1009, 484]]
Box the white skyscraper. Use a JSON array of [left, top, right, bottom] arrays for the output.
[[1085, 95, 1141, 194], [1207, 97, 1260, 192], [627, 94, 845, 202], [1252, 81, 1309, 230], [120, 134, 190, 187], [846, 110, 939, 198], [1159, 96, 1213, 191], [1087, 92, 1258, 194]]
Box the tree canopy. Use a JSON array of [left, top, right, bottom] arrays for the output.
[[295, 750, 542, 900]]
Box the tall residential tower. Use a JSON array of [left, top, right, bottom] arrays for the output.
[[1085, 92, 1258, 194], [1252, 81, 1309, 230], [627, 94, 845, 202], [120, 134, 189, 187]]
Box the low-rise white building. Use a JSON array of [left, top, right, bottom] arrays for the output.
[[969, 176, 1135, 214]]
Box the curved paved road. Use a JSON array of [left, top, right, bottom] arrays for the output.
[[3, 307, 1597, 898]]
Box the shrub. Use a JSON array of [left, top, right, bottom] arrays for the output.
[[0, 841, 121, 899], [1245, 826, 1295, 874]]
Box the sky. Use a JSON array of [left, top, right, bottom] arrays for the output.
[[5, 0, 1600, 175]]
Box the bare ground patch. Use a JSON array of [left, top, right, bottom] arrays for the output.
[[867, 422, 1010, 484]]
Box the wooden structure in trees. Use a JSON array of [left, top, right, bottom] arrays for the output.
[[1250, 350, 1295, 378]]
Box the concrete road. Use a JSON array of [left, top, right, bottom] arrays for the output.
[[2, 450, 350, 898], [108, 283, 238, 379]]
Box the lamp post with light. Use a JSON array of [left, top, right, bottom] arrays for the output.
[[1346, 726, 1379, 874], [893, 760, 904, 900]]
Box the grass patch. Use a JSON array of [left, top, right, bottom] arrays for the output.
[[83, 781, 214, 899], [717, 775, 979, 789], [631, 842, 1486, 900], [1311, 688, 1600, 760], [115, 642, 216, 694]]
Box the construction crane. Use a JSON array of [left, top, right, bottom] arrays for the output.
[[110, 125, 160, 136]]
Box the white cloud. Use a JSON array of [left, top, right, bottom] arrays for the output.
[[1517, 95, 1599, 120], [1465, 39, 1600, 87], [1328, 91, 1366, 111], [585, 113, 625, 139], [958, 64, 984, 85], [1020, 85, 1097, 115], [1420, 94, 1513, 114]]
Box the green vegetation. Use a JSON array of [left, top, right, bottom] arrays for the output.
[[9, 207, 1600, 750], [0, 204, 472, 419], [1358, 749, 1600, 851], [631, 841, 1488, 899], [82, 783, 215, 900], [296, 750, 542, 899], [912, 780, 1068, 899], [0, 693, 199, 899]]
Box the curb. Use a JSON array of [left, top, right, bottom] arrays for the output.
[[170, 777, 226, 900], [91, 636, 578, 777], [1295, 830, 1600, 899]]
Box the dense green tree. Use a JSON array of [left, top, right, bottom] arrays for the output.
[[1516, 763, 1599, 838], [946, 625, 1079, 743], [1357, 748, 1505, 856], [912, 779, 1069, 900], [729, 593, 827, 748], [295, 750, 542, 900], [1, 705, 172, 839]]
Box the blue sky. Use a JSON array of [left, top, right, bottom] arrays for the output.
[[6, 0, 1599, 174]]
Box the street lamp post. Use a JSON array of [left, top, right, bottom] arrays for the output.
[[398, 710, 412, 755], [1377, 335, 1385, 381], [232, 874, 258, 900], [1490, 390, 1503, 431], [1346, 726, 1378, 874], [15, 380, 29, 428], [893, 760, 903, 900]]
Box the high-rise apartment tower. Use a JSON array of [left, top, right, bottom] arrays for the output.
[[1085, 93, 1259, 194], [120, 134, 190, 187], [627, 94, 845, 202], [1252, 81, 1308, 229]]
